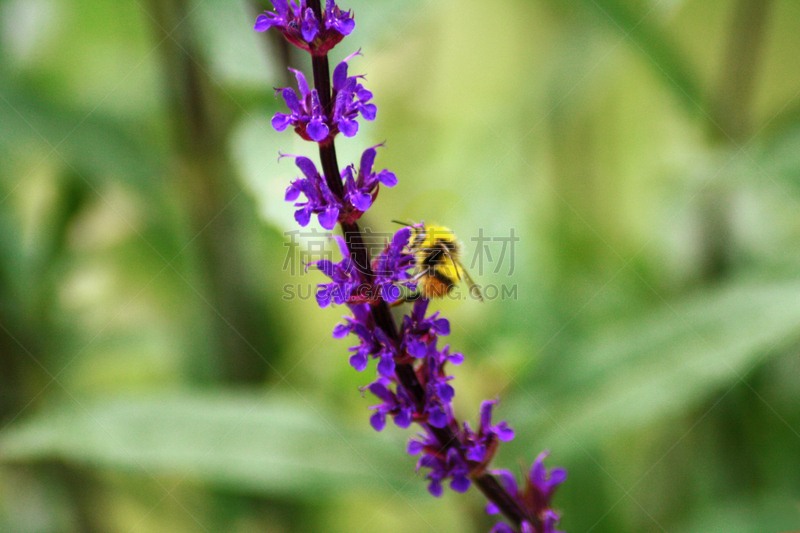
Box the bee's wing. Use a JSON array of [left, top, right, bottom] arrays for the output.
[[442, 249, 483, 302]]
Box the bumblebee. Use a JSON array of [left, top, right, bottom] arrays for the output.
[[394, 221, 483, 301]]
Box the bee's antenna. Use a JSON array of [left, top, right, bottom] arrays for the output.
[[391, 220, 412, 227]]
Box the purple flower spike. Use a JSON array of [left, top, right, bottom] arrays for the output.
[[254, 0, 354, 55], [264, 3, 568, 525]]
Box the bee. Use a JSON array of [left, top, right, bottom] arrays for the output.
[[393, 221, 483, 301]]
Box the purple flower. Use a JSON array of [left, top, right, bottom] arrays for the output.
[[462, 400, 515, 463], [310, 236, 365, 307], [403, 299, 450, 339], [254, 0, 354, 55], [373, 226, 416, 303], [415, 447, 471, 497], [340, 144, 397, 219], [282, 147, 396, 229], [525, 451, 568, 514], [438, 344, 464, 366], [272, 69, 330, 142], [486, 453, 566, 533], [332, 51, 378, 137], [366, 378, 416, 431], [333, 304, 383, 371], [272, 54, 378, 143], [283, 155, 342, 228]]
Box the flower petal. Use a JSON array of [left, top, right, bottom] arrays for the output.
[[377, 353, 395, 377], [300, 8, 319, 42], [254, 14, 276, 31], [428, 479, 443, 498], [294, 206, 312, 227], [294, 156, 319, 180], [349, 351, 368, 372], [350, 190, 372, 212], [406, 440, 424, 455], [289, 67, 310, 97], [332, 60, 349, 91], [377, 169, 398, 187], [318, 206, 339, 230], [394, 409, 412, 428], [285, 183, 302, 203], [450, 473, 471, 493], [338, 118, 358, 137], [307, 119, 330, 142], [369, 411, 386, 432], [332, 323, 351, 338]]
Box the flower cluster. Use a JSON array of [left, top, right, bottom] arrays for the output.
[[283, 145, 396, 229], [272, 53, 376, 142], [257, 1, 566, 531], [311, 225, 415, 310], [255, 0, 354, 55]]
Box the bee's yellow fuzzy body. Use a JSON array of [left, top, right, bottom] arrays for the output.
[[406, 223, 480, 300]]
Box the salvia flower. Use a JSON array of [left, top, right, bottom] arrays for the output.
[[255, 0, 355, 55], [273, 69, 330, 142], [283, 155, 341, 228], [342, 144, 397, 213], [416, 446, 472, 497], [462, 400, 515, 464], [366, 377, 415, 431], [372, 226, 416, 303], [332, 52, 378, 137], [272, 53, 376, 142], [283, 147, 396, 229], [487, 452, 567, 533], [525, 451, 568, 516], [309, 236, 364, 306], [333, 303, 381, 371]]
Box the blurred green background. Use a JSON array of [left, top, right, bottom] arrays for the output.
[[1, 0, 800, 531]]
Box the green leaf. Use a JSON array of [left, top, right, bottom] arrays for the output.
[[680, 493, 800, 533], [0, 391, 416, 499], [510, 279, 800, 453]]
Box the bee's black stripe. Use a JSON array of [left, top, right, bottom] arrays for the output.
[[421, 247, 447, 266], [432, 270, 455, 289]]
